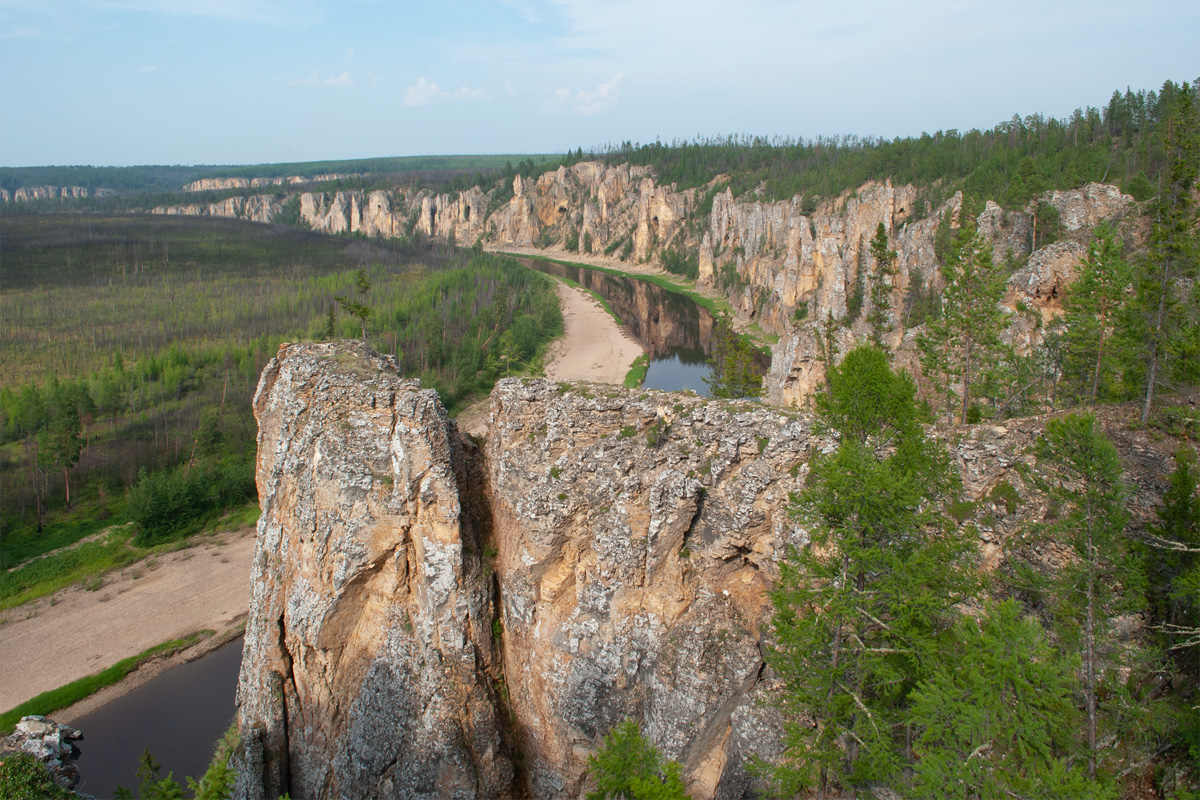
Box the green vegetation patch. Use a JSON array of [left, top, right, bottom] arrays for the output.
[[624, 354, 649, 389]]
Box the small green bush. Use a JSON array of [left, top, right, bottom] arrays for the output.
[[0, 752, 75, 800]]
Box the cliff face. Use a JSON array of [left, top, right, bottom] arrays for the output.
[[147, 165, 1136, 408], [237, 342, 1188, 799], [237, 342, 511, 800], [485, 380, 804, 799]]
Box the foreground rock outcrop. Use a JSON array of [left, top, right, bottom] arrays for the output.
[[236, 342, 510, 799], [0, 716, 86, 795], [236, 343, 1189, 799]]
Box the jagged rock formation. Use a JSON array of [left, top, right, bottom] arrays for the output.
[[236, 342, 511, 800], [0, 185, 114, 202], [235, 342, 1190, 799], [182, 174, 358, 192], [146, 164, 1136, 407], [485, 380, 805, 799]]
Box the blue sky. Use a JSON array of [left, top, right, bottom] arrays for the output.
[[2, 0, 1197, 167]]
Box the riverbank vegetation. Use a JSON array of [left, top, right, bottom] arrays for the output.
[[0, 632, 207, 735], [0, 216, 560, 605]]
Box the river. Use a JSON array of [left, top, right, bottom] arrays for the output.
[[72, 637, 243, 797], [518, 257, 768, 396]]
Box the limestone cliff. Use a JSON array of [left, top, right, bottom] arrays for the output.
[[236, 342, 1190, 799], [146, 164, 1137, 408], [236, 342, 511, 799]]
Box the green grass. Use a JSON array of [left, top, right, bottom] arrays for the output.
[[0, 527, 143, 611], [0, 632, 208, 735], [625, 354, 650, 388]]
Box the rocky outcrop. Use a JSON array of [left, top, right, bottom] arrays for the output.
[[1, 185, 96, 202], [0, 716, 86, 795], [183, 174, 358, 192], [236, 344, 808, 798], [235, 342, 511, 800], [485, 380, 806, 799], [146, 165, 1137, 409], [236, 343, 1192, 799]]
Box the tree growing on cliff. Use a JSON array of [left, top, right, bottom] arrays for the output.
[[867, 222, 898, 348], [770, 345, 974, 795], [918, 203, 1008, 423], [1058, 222, 1132, 405], [335, 269, 372, 340], [586, 721, 690, 800]]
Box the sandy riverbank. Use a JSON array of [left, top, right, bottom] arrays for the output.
[[0, 527, 256, 714], [456, 279, 645, 437]]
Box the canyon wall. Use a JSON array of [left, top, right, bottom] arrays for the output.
[[147, 165, 1136, 408]]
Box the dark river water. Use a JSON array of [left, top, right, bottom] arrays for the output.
[[520, 257, 769, 396], [72, 637, 243, 797]]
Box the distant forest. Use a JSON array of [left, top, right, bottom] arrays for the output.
[[0, 153, 562, 197]]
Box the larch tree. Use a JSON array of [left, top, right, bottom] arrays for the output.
[[1137, 82, 1198, 424], [1059, 222, 1132, 405], [918, 205, 1008, 424], [770, 346, 974, 796], [1036, 413, 1141, 780], [867, 222, 898, 348]]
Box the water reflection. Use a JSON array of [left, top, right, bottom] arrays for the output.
[[518, 258, 767, 396], [73, 638, 243, 797]]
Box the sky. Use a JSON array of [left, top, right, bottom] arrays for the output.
[[1, 0, 1197, 168]]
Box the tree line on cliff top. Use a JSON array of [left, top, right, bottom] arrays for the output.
[[600, 79, 1198, 212]]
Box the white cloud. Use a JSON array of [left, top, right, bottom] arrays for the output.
[[402, 77, 441, 107], [140, 64, 158, 72], [324, 71, 353, 87], [451, 86, 488, 101], [553, 72, 624, 115], [403, 78, 489, 108]]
